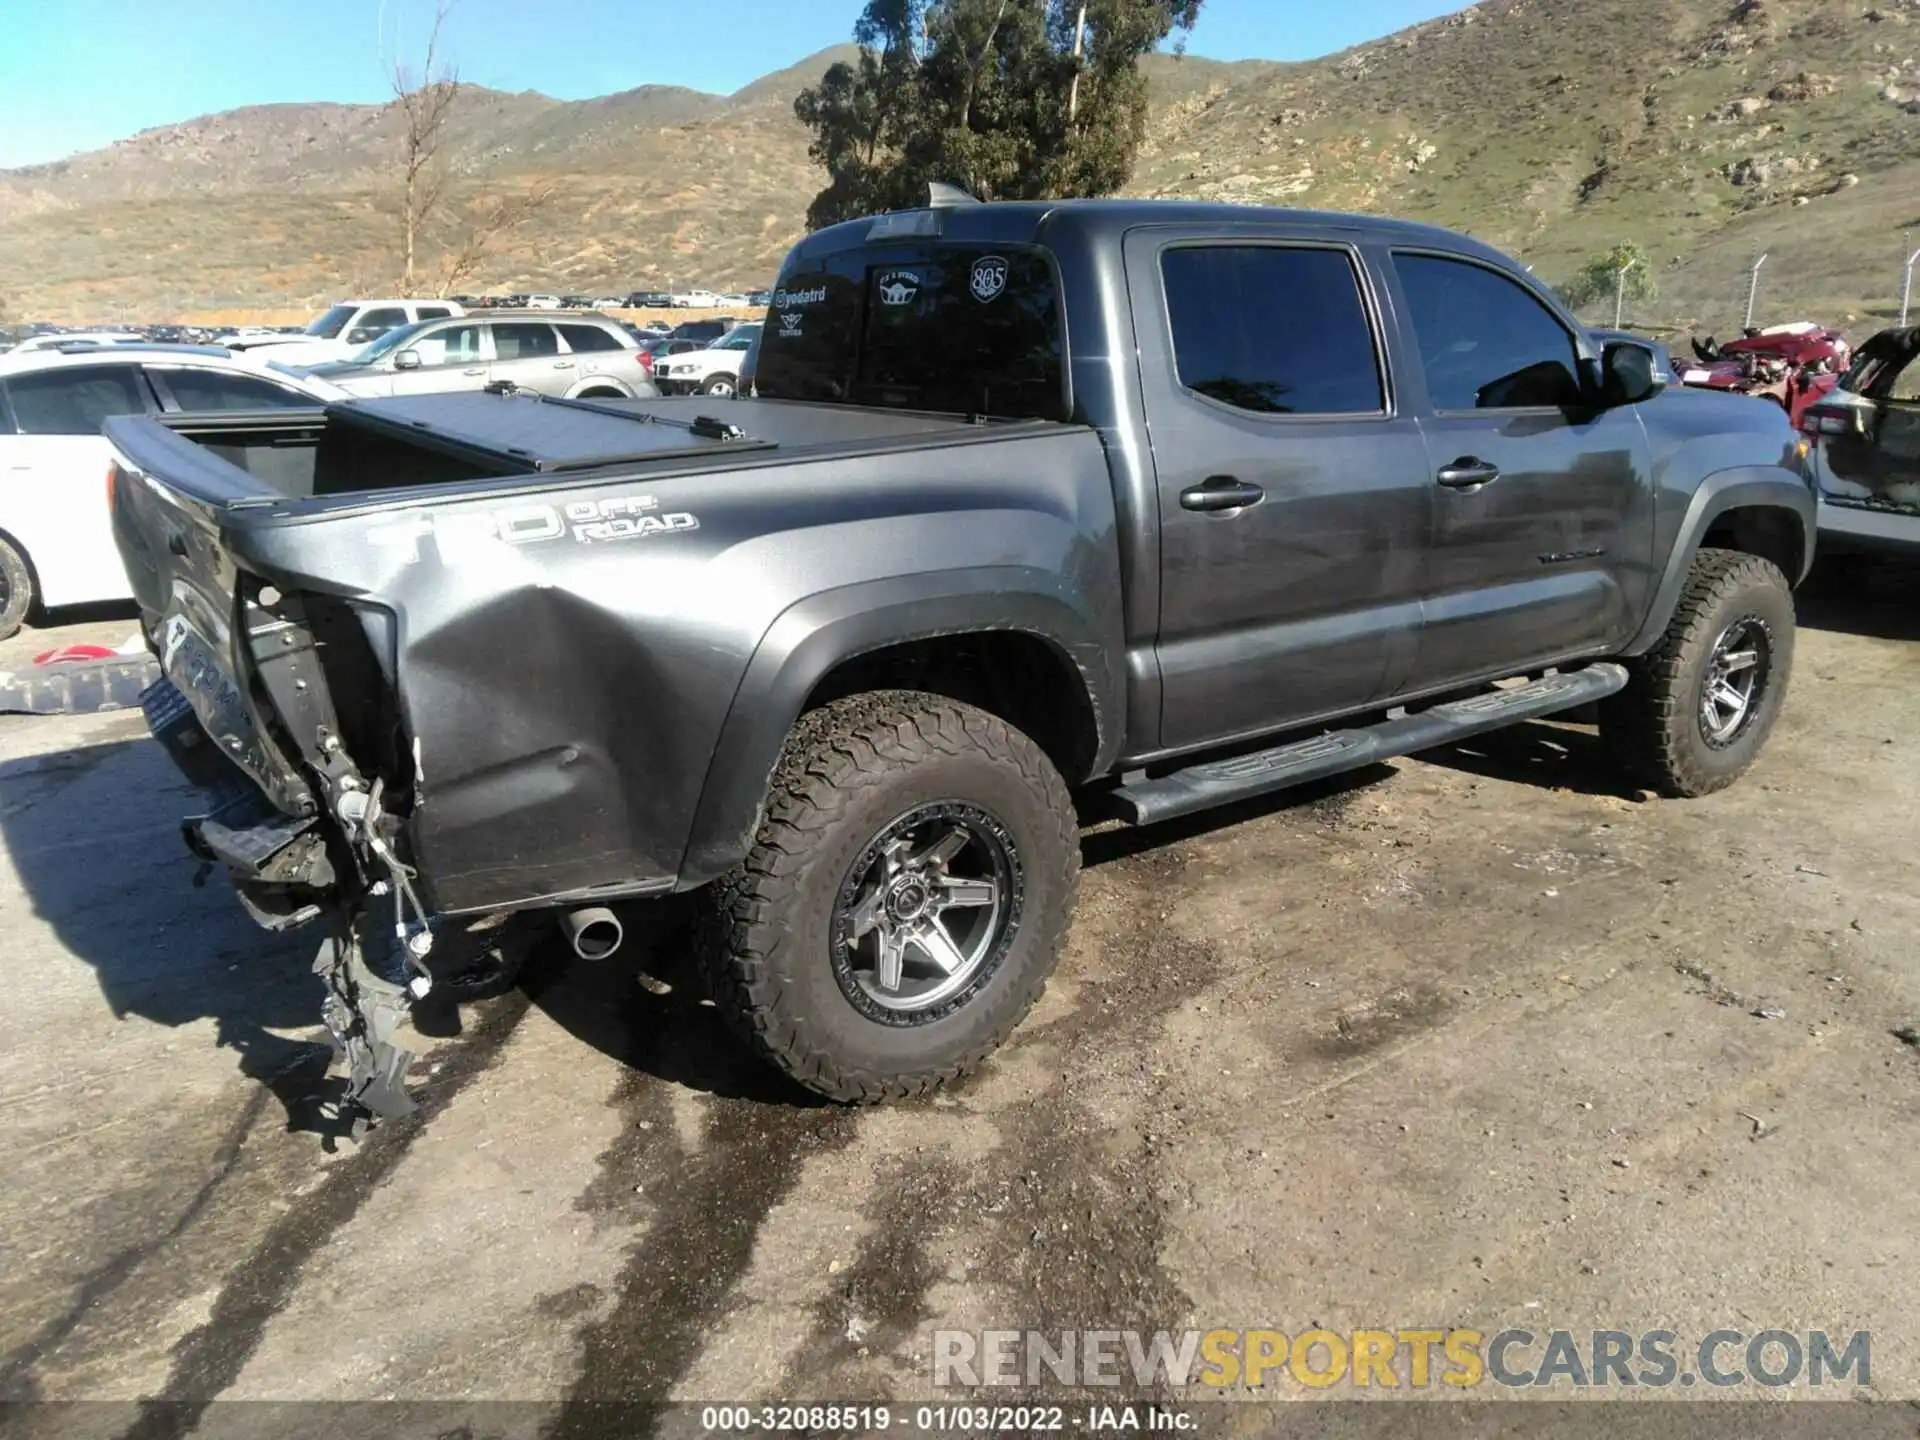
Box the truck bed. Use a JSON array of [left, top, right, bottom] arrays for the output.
[[109, 392, 1048, 509], [103, 388, 1115, 918]]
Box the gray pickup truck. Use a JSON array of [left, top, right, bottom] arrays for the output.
[[108, 198, 1814, 1124]]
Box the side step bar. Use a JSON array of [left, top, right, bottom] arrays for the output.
[[1113, 663, 1629, 825]]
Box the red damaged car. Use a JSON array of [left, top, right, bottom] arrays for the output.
[[1680, 322, 1849, 427]]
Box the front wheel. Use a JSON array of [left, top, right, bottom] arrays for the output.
[[701, 691, 1079, 1102], [0, 536, 33, 641], [700, 374, 737, 397], [1600, 547, 1794, 796]]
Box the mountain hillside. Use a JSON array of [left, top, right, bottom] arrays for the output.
[[2, 0, 1916, 332]]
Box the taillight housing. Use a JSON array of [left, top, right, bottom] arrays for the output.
[[637, 350, 654, 374], [1798, 406, 1856, 437]]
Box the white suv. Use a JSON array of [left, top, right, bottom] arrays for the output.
[[654, 323, 759, 397], [0, 346, 345, 638]]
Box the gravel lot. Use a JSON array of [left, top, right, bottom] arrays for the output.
[[2, 569, 1917, 1427]]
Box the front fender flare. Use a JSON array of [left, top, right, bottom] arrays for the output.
[[1625, 464, 1814, 655], [678, 567, 1121, 886]]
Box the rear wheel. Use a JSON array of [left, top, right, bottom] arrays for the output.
[[575, 386, 624, 399], [1600, 547, 1794, 796], [0, 536, 32, 641], [701, 691, 1079, 1102]]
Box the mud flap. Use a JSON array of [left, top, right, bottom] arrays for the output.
[[315, 919, 419, 1135]]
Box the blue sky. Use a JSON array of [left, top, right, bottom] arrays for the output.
[[0, 0, 1469, 169]]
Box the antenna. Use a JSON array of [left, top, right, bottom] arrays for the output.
[[927, 181, 981, 208]]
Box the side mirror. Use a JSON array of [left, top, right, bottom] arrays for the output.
[[393, 350, 422, 370], [1601, 340, 1665, 407], [346, 328, 375, 346]]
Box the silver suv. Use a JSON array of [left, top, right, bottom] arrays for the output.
[[300, 313, 657, 400]]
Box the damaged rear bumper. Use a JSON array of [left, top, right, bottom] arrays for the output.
[[146, 674, 428, 1131]]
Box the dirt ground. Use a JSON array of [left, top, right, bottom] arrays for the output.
[[1, 566, 1917, 1432]]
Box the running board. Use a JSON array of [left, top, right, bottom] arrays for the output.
[[1113, 664, 1629, 825]]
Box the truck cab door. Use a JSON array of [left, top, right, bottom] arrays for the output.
[[1126, 230, 1432, 754], [1864, 350, 1920, 503], [1383, 250, 1655, 693]]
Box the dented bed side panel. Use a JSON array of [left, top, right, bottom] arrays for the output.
[[213, 425, 1123, 915]]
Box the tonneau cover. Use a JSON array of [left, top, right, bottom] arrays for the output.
[[328, 392, 1016, 476]]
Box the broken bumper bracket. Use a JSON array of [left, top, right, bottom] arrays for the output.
[[315, 921, 420, 1135]]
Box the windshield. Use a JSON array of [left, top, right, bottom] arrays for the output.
[[305, 303, 357, 339], [358, 320, 432, 362], [754, 244, 1065, 420]]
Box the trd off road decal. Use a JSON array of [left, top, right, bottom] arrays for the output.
[[779, 310, 804, 337], [878, 270, 921, 306], [969, 255, 1009, 303], [367, 494, 699, 563]]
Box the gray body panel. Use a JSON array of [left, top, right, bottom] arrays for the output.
[[107, 199, 1811, 921]]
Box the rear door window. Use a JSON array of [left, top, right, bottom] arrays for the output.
[[1393, 253, 1583, 410], [3, 366, 152, 434], [558, 324, 623, 354], [491, 323, 560, 360], [1160, 245, 1384, 415], [755, 245, 1065, 420]]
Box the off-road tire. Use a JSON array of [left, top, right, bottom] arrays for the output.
[[1600, 547, 1794, 797], [0, 536, 31, 641], [701, 691, 1079, 1103]]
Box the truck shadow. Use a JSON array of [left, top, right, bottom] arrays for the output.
[[0, 732, 344, 1138], [1796, 554, 1920, 642], [1412, 717, 1631, 798], [519, 895, 830, 1109]]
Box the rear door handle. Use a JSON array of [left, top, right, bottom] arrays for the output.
[[462, 367, 485, 376], [1180, 476, 1265, 512], [1436, 457, 1501, 489]]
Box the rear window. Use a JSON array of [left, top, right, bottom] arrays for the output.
[[754, 245, 1065, 420]]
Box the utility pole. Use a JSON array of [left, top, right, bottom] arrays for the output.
[[1613, 257, 1637, 328], [1743, 252, 1768, 332], [1902, 235, 1919, 328], [1067, 4, 1088, 121]]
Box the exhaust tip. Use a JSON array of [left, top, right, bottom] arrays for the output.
[[560, 906, 623, 961]]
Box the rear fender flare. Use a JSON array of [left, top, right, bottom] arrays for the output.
[[678, 567, 1120, 886], [1625, 464, 1814, 655]]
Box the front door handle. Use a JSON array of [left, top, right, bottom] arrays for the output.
[[462, 366, 485, 376], [1436, 457, 1501, 489], [553, 360, 575, 369], [1180, 476, 1265, 512]]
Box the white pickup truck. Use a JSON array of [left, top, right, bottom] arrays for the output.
[[217, 299, 466, 368]]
